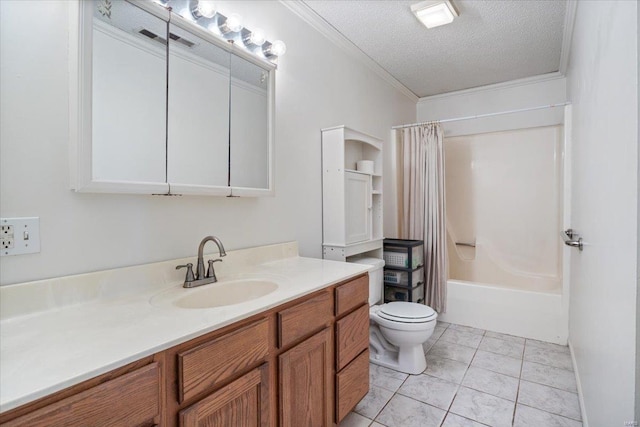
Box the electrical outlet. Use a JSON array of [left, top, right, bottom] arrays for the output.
[[1, 237, 14, 249], [0, 217, 39, 256]]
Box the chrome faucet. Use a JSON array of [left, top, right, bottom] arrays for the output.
[[176, 236, 227, 288]]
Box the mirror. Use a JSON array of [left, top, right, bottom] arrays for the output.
[[168, 22, 230, 188], [91, 0, 167, 185], [230, 53, 270, 190], [71, 0, 275, 196]]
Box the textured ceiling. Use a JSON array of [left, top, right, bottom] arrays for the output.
[[303, 0, 567, 97]]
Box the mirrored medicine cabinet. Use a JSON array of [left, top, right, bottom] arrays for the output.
[[69, 0, 275, 196]]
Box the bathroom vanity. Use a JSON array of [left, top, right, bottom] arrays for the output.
[[0, 243, 370, 426]]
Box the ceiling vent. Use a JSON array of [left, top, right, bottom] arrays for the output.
[[169, 32, 196, 48], [137, 28, 196, 48], [137, 28, 167, 45]]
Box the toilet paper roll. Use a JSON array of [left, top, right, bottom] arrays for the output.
[[356, 160, 374, 174]]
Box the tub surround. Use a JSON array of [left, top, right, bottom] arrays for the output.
[[0, 242, 370, 413]]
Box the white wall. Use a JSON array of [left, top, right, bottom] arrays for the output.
[[0, 0, 416, 285], [565, 1, 638, 425], [417, 74, 566, 137]]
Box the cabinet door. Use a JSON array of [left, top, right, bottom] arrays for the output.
[[345, 171, 371, 244], [279, 328, 333, 427], [179, 364, 270, 427]]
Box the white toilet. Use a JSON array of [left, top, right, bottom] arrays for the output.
[[369, 301, 437, 374], [350, 257, 438, 375]]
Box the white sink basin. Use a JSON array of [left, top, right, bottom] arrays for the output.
[[176, 280, 278, 309], [151, 278, 279, 309]]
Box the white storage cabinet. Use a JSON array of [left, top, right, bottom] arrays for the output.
[[322, 126, 383, 261]]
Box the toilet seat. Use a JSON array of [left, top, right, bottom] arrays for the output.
[[377, 302, 437, 324]]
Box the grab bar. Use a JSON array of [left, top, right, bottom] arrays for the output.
[[562, 229, 583, 251], [455, 241, 476, 248]]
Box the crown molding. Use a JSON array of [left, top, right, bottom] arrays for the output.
[[279, 1, 419, 103], [559, 0, 578, 74], [417, 72, 566, 103]]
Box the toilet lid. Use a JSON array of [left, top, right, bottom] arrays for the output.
[[378, 302, 437, 323]]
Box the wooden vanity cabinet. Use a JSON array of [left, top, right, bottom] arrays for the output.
[[0, 274, 370, 427]]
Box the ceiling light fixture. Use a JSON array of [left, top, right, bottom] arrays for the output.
[[411, 0, 459, 29]]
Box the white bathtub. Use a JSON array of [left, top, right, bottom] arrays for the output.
[[440, 126, 569, 344], [438, 279, 568, 344]]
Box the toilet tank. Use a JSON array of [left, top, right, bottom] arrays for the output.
[[348, 257, 385, 305]]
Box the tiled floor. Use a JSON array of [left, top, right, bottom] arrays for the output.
[[340, 322, 582, 427]]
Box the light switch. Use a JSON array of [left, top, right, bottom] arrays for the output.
[[1, 217, 40, 256]]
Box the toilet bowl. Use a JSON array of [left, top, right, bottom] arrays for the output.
[[369, 302, 437, 374], [347, 257, 437, 375]]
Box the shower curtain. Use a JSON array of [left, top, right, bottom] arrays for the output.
[[397, 123, 448, 313]]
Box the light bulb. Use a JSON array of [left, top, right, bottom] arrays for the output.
[[196, 0, 217, 18], [225, 13, 243, 32], [248, 28, 266, 46], [270, 40, 286, 56]]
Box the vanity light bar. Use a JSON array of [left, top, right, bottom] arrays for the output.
[[162, 0, 286, 61]]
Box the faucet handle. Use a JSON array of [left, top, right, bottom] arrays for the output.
[[206, 259, 223, 279], [176, 263, 195, 283]]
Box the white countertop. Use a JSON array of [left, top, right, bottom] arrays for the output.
[[0, 242, 370, 413]]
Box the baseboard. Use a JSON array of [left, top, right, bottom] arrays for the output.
[[568, 340, 589, 426]]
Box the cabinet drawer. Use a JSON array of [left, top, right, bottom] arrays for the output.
[[336, 349, 369, 423], [178, 318, 269, 403], [335, 275, 368, 317], [278, 291, 333, 348], [3, 363, 160, 427], [335, 304, 369, 371]]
